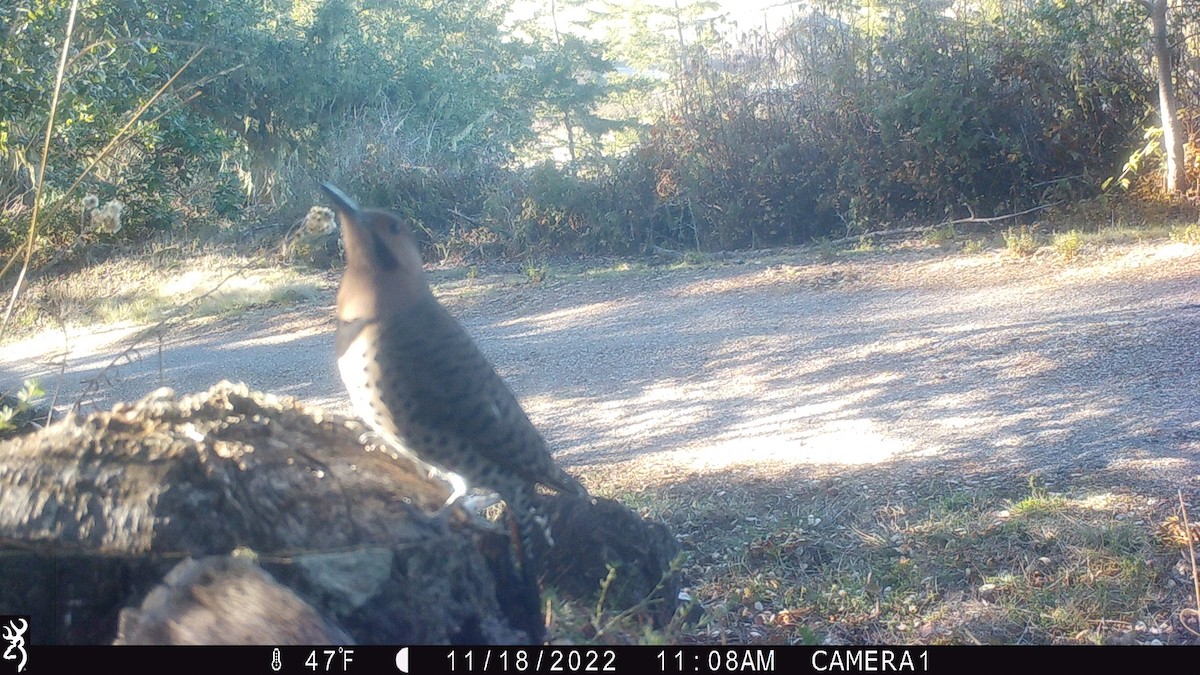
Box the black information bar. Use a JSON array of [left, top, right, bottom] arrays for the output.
[[22, 644, 1188, 674]]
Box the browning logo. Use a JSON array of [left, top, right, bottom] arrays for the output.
[[1, 617, 27, 673]]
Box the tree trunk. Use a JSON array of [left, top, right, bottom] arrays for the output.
[[1150, 0, 1188, 193], [563, 111, 578, 167], [550, 0, 578, 169]]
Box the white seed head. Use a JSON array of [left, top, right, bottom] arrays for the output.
[[303, 206, 337, 236]]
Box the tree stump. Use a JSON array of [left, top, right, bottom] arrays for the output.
[[0, 382, 679, 644]]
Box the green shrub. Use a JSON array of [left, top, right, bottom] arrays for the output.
[[962, 238, 988, 254], [1170, 223, 1200, 245], [1005, 225, 1040, 257], [1053, 230, 1084, 260], [0, 379, 46, 440], [925, 224, 957, 247]]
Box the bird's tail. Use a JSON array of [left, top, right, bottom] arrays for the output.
[[551, 466, 589, 499], [506, 485, 548, 643]]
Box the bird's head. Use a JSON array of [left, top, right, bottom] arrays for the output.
[[321, 183, 430, 321]]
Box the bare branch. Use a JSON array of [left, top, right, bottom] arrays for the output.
[[823, 203, 1057, 247], [941, 202, 1057, 226], [448, 207, 484, 228]]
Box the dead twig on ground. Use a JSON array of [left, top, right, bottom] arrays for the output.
[[1179, 490, 1200, 638], [824, 202, 1058, 247]]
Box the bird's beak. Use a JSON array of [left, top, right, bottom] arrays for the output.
[[320, 183, 362, 224], [321, 182, 402, 272]]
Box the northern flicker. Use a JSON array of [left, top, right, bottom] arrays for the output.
[[322, 184, 587, 635]]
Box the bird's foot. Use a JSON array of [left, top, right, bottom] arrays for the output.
[[458, 491, 503, 514], [531, 509, 554, 548], [434, 489, 503, 531], [434, 469, 470, 507]]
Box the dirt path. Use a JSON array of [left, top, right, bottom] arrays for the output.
[[2, 242, 1198, 498]]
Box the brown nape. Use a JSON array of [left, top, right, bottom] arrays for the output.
[[325, 185, 589, 642], [333, 207, 431, 320]]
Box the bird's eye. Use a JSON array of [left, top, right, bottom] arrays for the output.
[[388, 221, 401, 235]]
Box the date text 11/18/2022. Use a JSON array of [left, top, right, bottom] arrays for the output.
[[439, 648, 933, 674], [441, 648, 785, 673]]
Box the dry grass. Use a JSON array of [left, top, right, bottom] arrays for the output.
[[1083, 223, 1177, 246], [3, 243, 328, 340], [555, 472, 1198, 645]]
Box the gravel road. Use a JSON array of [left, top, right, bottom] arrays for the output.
[[2, 241, 1197, 496]]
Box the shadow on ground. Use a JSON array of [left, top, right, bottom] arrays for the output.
[[2, 248, 1197, 498]]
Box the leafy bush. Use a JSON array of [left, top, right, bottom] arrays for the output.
[[962, 238, 988, 254], [0, 0, 550, 259], [0, 379, 46, 440], [1005, 225, 1041, 257], [1170, 223, 1200, 245], [1053, 230, 1085, 260], [603, 0, 1149, 251]]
